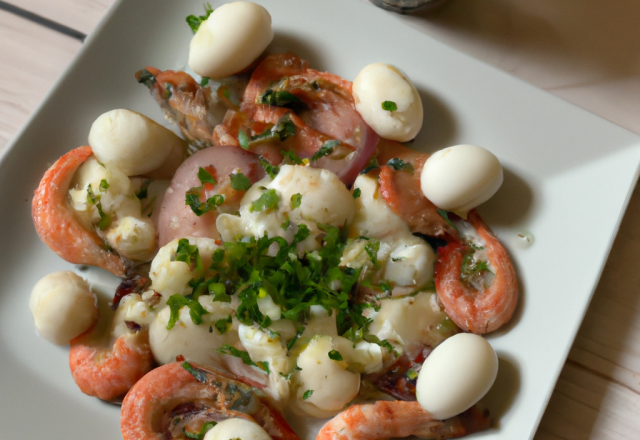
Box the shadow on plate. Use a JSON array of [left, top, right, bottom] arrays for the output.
[[268, 31, 326, 70], [405, 86, 458, 153], [478, 352, 521, 428]]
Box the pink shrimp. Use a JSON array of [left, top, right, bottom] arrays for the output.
[[316, 401, 490, 440], [121, 362, 300, 440], [32, 146, 131, 277], [435, 210, 518, 334], [69, 327, 154, 402]]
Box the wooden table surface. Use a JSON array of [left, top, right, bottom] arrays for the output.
[[2, 1, 639, 438]]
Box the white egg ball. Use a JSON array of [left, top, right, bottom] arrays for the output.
[[416, 333, 498, 420], [29, 271, 98, 345], [189, 2, 274, 79], [353, 63, 423, 142], [88, 109, 186, 176], [420, 144, 503, 217], [203, 417, 271, 440]]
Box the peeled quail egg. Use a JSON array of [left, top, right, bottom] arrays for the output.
[[89, 109, 186, 176], [420, 144, 503, 218], [416, 333, 498, 420], [189, 2, 273, 79], [353, 63, 423, 142], [29, 271, 98, 345], [203, 417, 271, 440]]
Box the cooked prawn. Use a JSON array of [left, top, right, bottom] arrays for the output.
[[32, 146, 131, 277], [316, 400, 490, 440], [69, 328, 154, 402], [121, 362, 300, 440], [435, 210, 518, 334], [377, 139, 458, 241]]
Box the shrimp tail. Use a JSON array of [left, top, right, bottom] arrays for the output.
[[69, 329, 154, 402], [435, 210, 518, 334], [316, 401, 490, 440], [32, 146, 132, 277]]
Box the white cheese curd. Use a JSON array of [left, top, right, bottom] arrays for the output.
[[202, 417, 271, 440], [239, 324, 293, 406], [217, 165, 354, 254], [149, 237, 220, 301], [353, 63, 423, 142], [420, 144, 503, 218], [29, 271, 98, 345], [416, 333, 498, 420], [110, 293, 155, 339], [368, 292, 451, 350], [68, 156, 157, 260], [104, 216, 156, 261], [290, 335, 360, 418], [149, 299, 237, 367], [348, 174, 406, 239], [345, 174, 436, 287], [189, 2, 274, 79], [88, 109, 186, 176]]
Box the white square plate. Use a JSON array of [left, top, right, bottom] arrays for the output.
[[2, 0, 640, 439]]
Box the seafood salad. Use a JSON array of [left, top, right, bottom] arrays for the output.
[[29, 2, 518, 439]]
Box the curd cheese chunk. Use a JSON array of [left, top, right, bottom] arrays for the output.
[[203, 418, 271, 440], [189, 2, 274, 79], [420, 144, 503, 218], [89, 109, 186, 176], [353, 63, 423, 142], [29, 271, 98, 345], [416, 333, 498, 419]]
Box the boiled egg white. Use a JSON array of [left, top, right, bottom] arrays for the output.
[[189, 2, 273, 79], [416, 333, 498, 420], [352, 63, 423, 142], [420, 144, 503, 218], [89, 109, 186, 176], [29, 271, 98, 345]]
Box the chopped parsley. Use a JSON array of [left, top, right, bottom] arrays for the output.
[[238, 129, 250, 150], [214, 315, 233, 334], [328, 350, 343, 361], [364, 240, 381, 269], [216, 344, 270, 374], [406, 368, 419, 380], [136, 179, 152, 200], [281, 149, 304, 165], [230, 172, 251, 191], [182, 361, 207, 383], [175, 238, 204, 272], [166, 294, 209, 330], [302, 390, 314, 400], [257, 89, 302, 107], [311, 140, 341, 162], [287, 327, 305, 351], [197, 167, 216, 185], [352, 188, 361, 199], [382, 100, 398, 112], [99, 179, 109, 191], [360, 156, 379, 175], [86, 184, 111, 230], [437, 209, 457, 230], [387, 158, 414, 173], [250, 189, 279, 213], [259, 156, 280, 179], [185, 187, 224, 216], [184, 421, 217, 440], [290, 193, 302, 209], [186, 3, 214, 34], [200, 76, 210, 87], [279, 366, 302, 381]]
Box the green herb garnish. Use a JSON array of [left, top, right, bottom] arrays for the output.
[[382, 100, 398, 112], [311, 140, 341, 162], [230, 172, 251, 191], [328, 350, 343, 361], [302, 390, 314, 400], [258, 89, 302, 107], [259, 156, 280, 179], [186, 3, 214, 34], [216, 344, 270, 374], [250, 189, 279, 213], [352, 188, 361, 199], [197, 167, 216, 185], [387, 158, 414, 173], [214, 315, 233, 334], [290, 193, 302, 209], [137, 69, 156, 88], [166, 294, 209, 330], [184, 421, 217, 440], [182, 361, 207, 383], [364, 240, 381, 269]]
